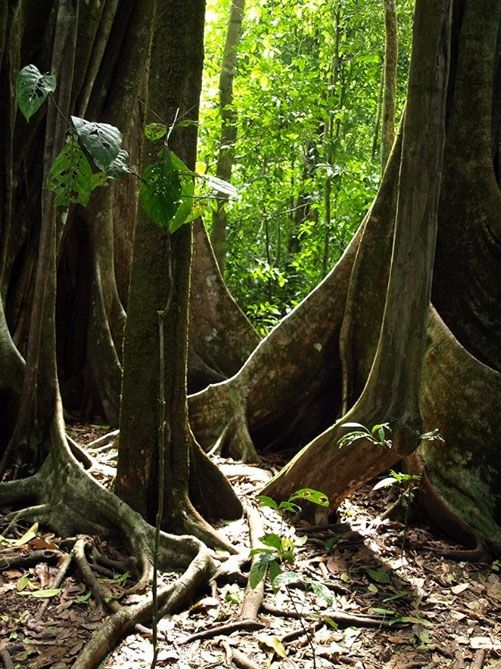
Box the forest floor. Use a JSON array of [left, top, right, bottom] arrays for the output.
[[0, 424, 500, 669]]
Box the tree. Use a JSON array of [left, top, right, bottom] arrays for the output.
[[114, 0, 242, 543], [200, 0, 413, 332], [0, 1, 242, 665], [190, 0, 501, 554], [210, 0, 246, 272]]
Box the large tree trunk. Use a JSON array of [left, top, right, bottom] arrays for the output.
[[114, 0, 242, 541], [190, 0, 501, 553], [210, 0, 246, 273]]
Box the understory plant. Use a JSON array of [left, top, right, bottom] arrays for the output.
[[251, 488, 335, 667]]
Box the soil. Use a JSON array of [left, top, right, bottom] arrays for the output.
[[1, 424, 500, 669]]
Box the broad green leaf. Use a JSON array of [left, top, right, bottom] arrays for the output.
[[289, 488, 329, 508], [366, 568, 391, 584], [71, 116, 122, 170], [268, 560, 281, 585], [277, 501, 301, 514], [308, 580, 334, 607], [16, 65, 56, 121], [394, 616, 434, 627], [259, 533, 282, 550], [168, 151, 194, 232], [256, 495, 278, 510], [249, 552, 274, 589], [18, 588, 62, 598], [144, 123, 167, 141], [324, 537, 337, 552], [370, 607, 395, 616], [46, 138, 98, 207], [106, 149, 130, 179], [323, 616, 339, 630], [139, 151, 182, 228], [271, 570, 300, 591], [16, 575, 31, 591], [13, 522, 39, 547]]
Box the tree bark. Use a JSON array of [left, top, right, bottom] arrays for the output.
[[210, 0, 246, 273], [381, 0, 398, 169], [114, 0, 241, 537]]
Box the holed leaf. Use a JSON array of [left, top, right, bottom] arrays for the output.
[[71, 116, 122, 171], [47, 137, 102, 207], [140, 149, 193, 231], [106, 149, 130, 179], [16, 65, 56, 121]]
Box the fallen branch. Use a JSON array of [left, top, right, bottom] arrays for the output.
[[35, 547, 73, 619], [180, 618, 265, 645], [262, 603, 404, 629], [221, 641, 262, 669], [0, 549, 62, 569]]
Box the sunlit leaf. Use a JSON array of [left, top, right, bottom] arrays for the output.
[[13, 522, 39, 547], [257, 495, 278, 510], [144, 123, 167, 141], [18, 588, 62, 598], [289, 488, 329, 507]]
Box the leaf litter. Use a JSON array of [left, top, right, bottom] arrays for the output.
[[0, 425, 499, 668]]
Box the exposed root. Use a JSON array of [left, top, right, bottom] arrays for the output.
[[85, 429, 119, 450], [238, 503, 265, 621], [73, 542, 213, 669], [35, 548, 72, 619], [180, 619, 265, 645], [73, 536, 107, 608], [0, 549, 62, 569], [0, 412, 220, 667], [4, 503, 52, 531], [261, 603, 406, 629]]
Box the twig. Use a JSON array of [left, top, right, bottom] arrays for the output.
[[180, 619, 265, 645], [238, 504, 265, 621], [35, 548, 73, 619], [221, 641, 261, 669], [261, 603, 404, 629], [0, 549, 62, 569], [85, 429, 119, 449]]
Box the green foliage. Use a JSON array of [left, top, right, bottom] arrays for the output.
[[139, 148, 194, 232], [16, 64, 56, 121], [200, 0, 414, 331], [257, 486, 329, 515], [372, 469, 421, 492], [46, 137, 107, 207], [337, 422, 392, 449], [251, 487, 332, 608], [71, 116, 127, 174]]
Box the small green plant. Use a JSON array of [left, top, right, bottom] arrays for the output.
[[337, 422, 392, 449], [251, 488, 333, 596], [251, 489, 334, 668], [372, 469, 422, 500]]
